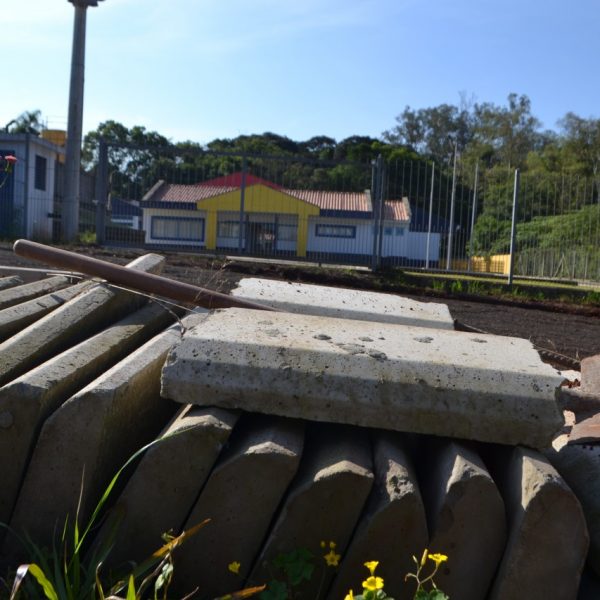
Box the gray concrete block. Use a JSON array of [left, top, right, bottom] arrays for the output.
[[421, 440, 506, 600], [0, 253, 165, 386], [0, 275, 72, 311], [100, 404, 238, 568], [0, 301, 177, 542], [488, 446, 588, 600], [2, 313, 208, 560], [547, 441, 600, 577], [0, 276, 23, 291], [231, 278, 454, 329], [248, 424, 373, 600], [327, 432, 428, 600], [0, 281, 93, 342], [172, 415, 305, 598], [162, 308, 565, 448]]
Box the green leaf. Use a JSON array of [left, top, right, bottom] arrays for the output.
[[154, 562, 174, 596], [259, 579, 288, 600], [19, 564, 59, 600], [427, 591, 449, 600]]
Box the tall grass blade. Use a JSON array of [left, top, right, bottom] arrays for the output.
[[11, 564, 59, 600], [75, 435, 175, 556], [125, 575, 136, 600]]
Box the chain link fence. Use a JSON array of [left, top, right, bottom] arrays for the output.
[[3, 138, 600, 283]]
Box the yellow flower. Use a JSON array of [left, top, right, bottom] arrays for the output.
[[323, 549, 341, 567], [364, 561, 379, 575], [228, 561, 241, 574], [329, 541, 336, 549], [344, 590, 354, 600], [428, 553, 448, 566], [362, 576, 384, 591]]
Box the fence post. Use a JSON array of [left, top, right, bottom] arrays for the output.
[[95, 139, 108, 244], [467, 161, 479, 272], [377, 156, 386, 264], [508, 168, 520, 286], [425, 162, 435, 269], [370, 155, 384, 270], [445, 144, 458, 271], [238, 156, 247, 253]]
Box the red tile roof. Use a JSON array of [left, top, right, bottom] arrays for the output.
[[284, 189, 371, 212], [195, 173, 282, 190], [384, 200, 411, 222], [142, 175, 410, 223], [144, 181, 236, 203]]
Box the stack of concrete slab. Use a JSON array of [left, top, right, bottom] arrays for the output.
[[0, 272, 594, 599]]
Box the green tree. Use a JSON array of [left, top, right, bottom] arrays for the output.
[[471, 93, 541, 169], [383, 103, 473, 161], [5, 109, 44, 134]]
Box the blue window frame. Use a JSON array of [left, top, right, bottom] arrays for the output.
[[315, 224, 356, 238], [151, 216, 205, 241]]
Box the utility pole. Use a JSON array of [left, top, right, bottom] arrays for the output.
[[63, 0, 105, 242]]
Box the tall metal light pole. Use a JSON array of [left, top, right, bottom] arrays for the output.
[[63, 0, 104, 242]]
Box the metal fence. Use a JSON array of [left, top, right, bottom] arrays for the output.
[[3, 138, 600, 283]]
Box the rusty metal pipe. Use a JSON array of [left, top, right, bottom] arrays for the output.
[[13, 239, 277, 312]]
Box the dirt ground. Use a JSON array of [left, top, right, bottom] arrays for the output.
[[2, 242, 599, 369]]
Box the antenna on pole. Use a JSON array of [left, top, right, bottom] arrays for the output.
[[62, 0, 105, 242]]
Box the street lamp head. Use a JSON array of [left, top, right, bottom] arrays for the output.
[[68, 0, 105, 6]]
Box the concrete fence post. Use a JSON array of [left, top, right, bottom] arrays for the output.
[[508, 168, 520, 286], [95, 139, 108, 244], [238, 156, 247, 254]]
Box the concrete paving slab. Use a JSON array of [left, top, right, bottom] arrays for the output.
[[0, 281, 93, 342], [0, 276, 23, 291], [581, 355, 600, 395], [172, 415, 305, 598], [327, 432, 428, 600], [2, 312, 207, 558], [101, 404, 239, 569], [421, 440, 506, 600], [488, 446, 588, 600], [547, 442, 600, 577], [0, 253, 165, 386], [162, 308, 565, 448], [0, 301, 176, 543], [567, 413, 600, 444], [231, 278, 454, 329], [248, 424, 373, 600], [0, 275, 72, 311]]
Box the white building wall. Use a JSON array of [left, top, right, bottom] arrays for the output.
[[0, 134, 62, 240], [307, 217, 374, 255], [26, 142, 58, 241], [143, 207, 207, 246]]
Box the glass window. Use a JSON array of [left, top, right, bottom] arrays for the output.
[[218, 221, 240, 238], [315, 224, 356, 238], [151, 216, 204, 241], [277, 224, 297, 241], [35, 155, 47, 191], [395, 227, 405, 236]]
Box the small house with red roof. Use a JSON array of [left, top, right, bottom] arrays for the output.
[[140, 173, 439, 263]]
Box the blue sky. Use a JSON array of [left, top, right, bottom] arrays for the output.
[[2, 0, 599, 145]]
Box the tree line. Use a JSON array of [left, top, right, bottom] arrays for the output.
[[7, 97, 600, 259]]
